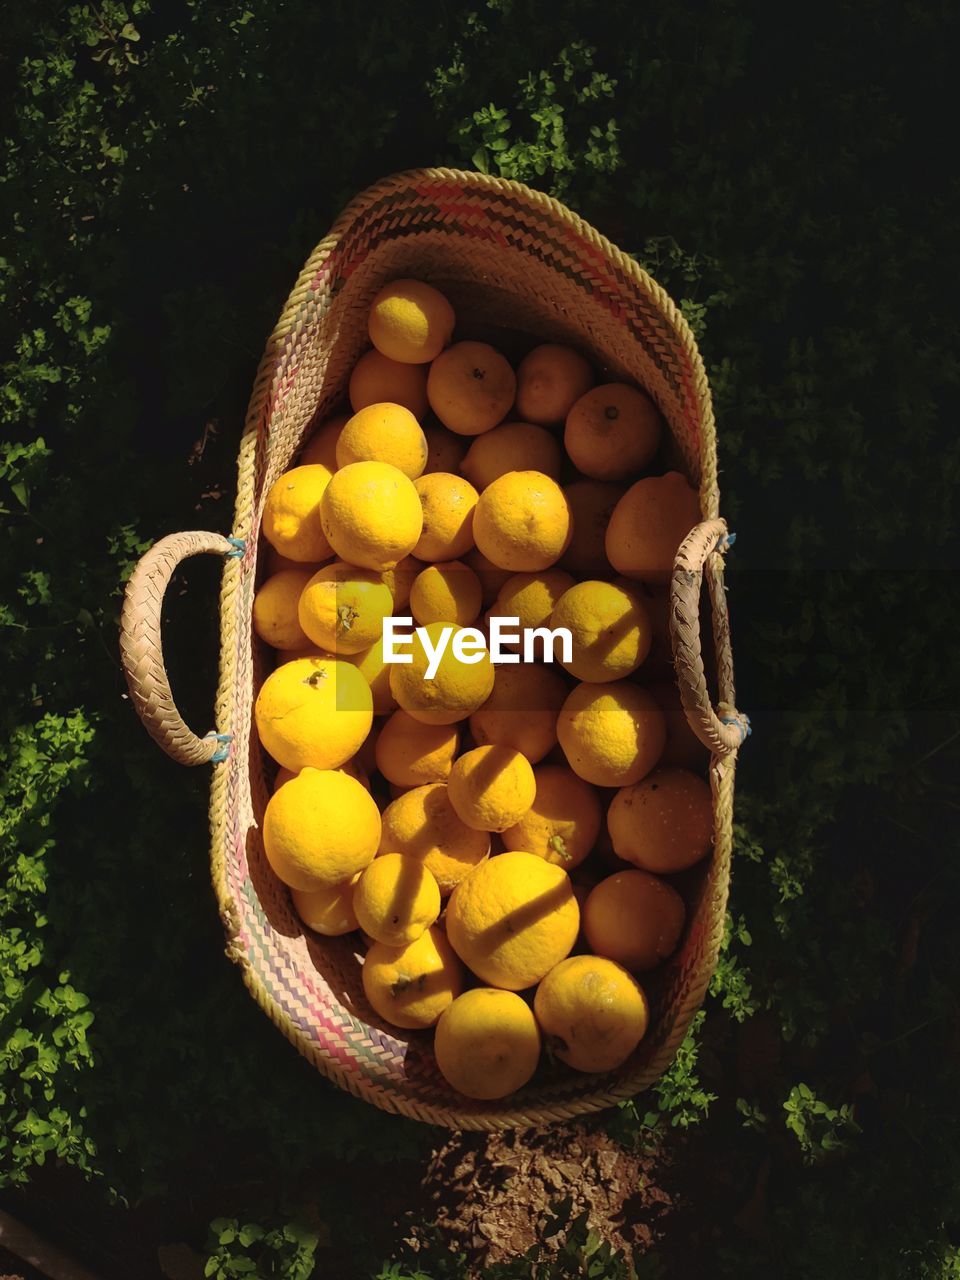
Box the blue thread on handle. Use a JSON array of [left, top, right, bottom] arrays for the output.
[[205, 731, 233, 763], [721, 715, 751, 744], [225, 537, 246, 559], [718, 531, 737, 552]]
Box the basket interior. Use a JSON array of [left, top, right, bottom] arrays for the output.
[[216, 176, 731, 1127]]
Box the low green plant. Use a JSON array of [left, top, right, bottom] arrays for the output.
[[203, 1217, 323, 1280]]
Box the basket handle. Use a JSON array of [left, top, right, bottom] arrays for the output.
[[119, 531, 244, 766], [669, 519, 750, 757]]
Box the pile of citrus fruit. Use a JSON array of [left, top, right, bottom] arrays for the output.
[[252, 278, 712, 1101]]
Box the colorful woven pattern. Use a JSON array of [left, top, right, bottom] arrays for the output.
[[127, 169, 743, 1129]]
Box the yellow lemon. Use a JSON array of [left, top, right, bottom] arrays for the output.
[[605, 471, 701, 585], [291, 874, 361, 936], [262, 767, 380, 890], [493, 568, 575, 631], [374, 710, 459, 788], [352, 852, 441, 947], [254, 655, 373, 772], [501, 764, 602, 869], [561, 480, 624, 580], [348, 349, 429, 418], [460, 421, 563, 490], [336, 402, 428, 479], [557, 680, 665, 787], [582, 870, 686, 972], [606, 767, 713, 873], [347, 635, 397, 717], [297, 562, 394, 655], [447, 745, 536, 833], [362, 926, 464, 1029], [378, 782, 489, 895], [445, 850, 579, 990], [262, 464, 334, 563], [515, 343, 595, 427], [299, 414, 348, 470], [389, 621, 494, 725], [550, 579, 653, 683], [534, 955, 649, 1073], [435, 988, 541, 1099], [564, 383, 662, 481], [473, 470, 572, 571], [368, 279, 456, 364], [412, 472, 479, 562], [469, 662, 568, 764], [320, 460, 424, 571], [427, 341, 516, 435], [423, 422, 469, 474], [252, 567, 313, 650], [410, 560, 482, 626]]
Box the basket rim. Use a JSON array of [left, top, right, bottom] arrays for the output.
[[208, 166, 734, 1129]]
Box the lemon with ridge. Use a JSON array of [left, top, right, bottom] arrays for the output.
[[362, 925, 464, 1029], [336, 402, 428, 479], [262, 767, 381, 890], [501, 764, 602, 869], [320, 460, 423, 571], [435, 988, 541, 1099], [445, 850, 579, 990], [378, 781, 489, 895], [389, 621, 494, 725], [556, 680, 665, 787], [252, 567, 314, 650], [582, 869, 686, 972], [374, 710, 459, 788], [447, 745, 536, 833], [291, 874, 361, 936], [297, 561, 393, 655], [254, 655, 373, 772], [534, 955, 649, 1072], [368, 279, 455, 364], [473, 470, 572, 571], [550, 579, 653, 682], [413, 472, 479, 562], [352, 853, 441, 947], [262, 464, 334, 563], [468, 662, 568, 764]]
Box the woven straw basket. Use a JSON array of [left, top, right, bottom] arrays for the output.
[[119, 168, 747, 1130]]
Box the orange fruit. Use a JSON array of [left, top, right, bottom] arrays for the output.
[[501, 764, 602, 869], [447, 745, 537, 833], [534, 955, 648, 1073], [460, 421, 563, 490], [561, 480, 624, 579], [252, 567, 314, 650], [410, 560, 483, 627], [469, 662, 568, 764], [607, 767, 713, 873], [515, 343, 594, 426], [378, 782, 490, 895], [335, 402, 428, 479], [435, 988, 541, 1099], [493, 568, 575, 632], [473, 471, 572, 571], [427, 341, 516, 436], [348, 349, 429, 418], [582, 870, 686, 972], [374, 709, 459, 787], [564, 383, 662, 481], [368, 279, 455, 364], [556, 681, 665, 787], [412, 472, 479, 562], [605, 471, 701, 585]]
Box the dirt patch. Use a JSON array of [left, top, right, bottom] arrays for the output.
[[397, 1123, 670, 1268]]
